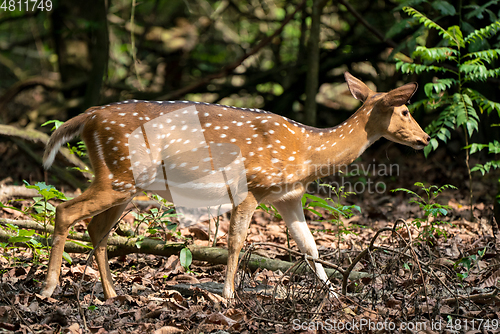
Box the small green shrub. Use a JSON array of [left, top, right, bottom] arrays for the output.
[[395, 2, 500, 214], [0, 181, 72, 265], [392, 182, 457, 243], [303, 184, 362, 249]]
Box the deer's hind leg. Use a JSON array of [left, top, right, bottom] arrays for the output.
[[40, 184, 132, 298], [87, 202, 130, 299]]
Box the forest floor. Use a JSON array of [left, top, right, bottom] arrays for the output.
[[1, 142, 500, 333]]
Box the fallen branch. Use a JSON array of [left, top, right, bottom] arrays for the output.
[[0, 186, 40, 203], [0, 218, 369, 281], [441, 288, 500, 305], [0, 186, 79, 204]]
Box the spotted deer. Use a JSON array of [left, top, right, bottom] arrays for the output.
[[40, 72, 430, 299]]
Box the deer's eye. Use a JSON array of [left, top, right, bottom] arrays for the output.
[[402, 110, 409, 117]]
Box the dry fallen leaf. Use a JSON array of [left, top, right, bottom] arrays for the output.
[[153, 326, 183, 334], [64, 323, 81, 334]]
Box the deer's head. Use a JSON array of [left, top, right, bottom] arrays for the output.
[[345, 72, 430, 150]]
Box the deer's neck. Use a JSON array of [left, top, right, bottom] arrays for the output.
[[303, 106, 379, 179]]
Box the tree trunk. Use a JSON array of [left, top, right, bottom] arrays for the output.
[[83, 0, 109, 109], [304, 0, 326, 126]]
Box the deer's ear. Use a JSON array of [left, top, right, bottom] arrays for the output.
[[345, 72, 374, 102], [383, 82, 418, 107]]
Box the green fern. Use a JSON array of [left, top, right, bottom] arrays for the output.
[[396, 62, 451, 75], [412, 46, 458, 62], [460, 64, 500, 82], [465, 49, 500, 63], [463, 20, 500, 44], [396, 1, 500, 217], [424, 78, 456, 97], [397, 5, 500, 156], [402, 7, 459, 45], [466, 89, 500, 116]]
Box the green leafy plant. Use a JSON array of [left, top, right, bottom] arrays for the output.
[[23, 181, 70, 241], [397, 6, 500, 155], [395, 3, 500, 212], [0, 223, 42, 266], [0, 181, 72, 265], [469, 139, 500, 175], [257, 203, 282, 219], [180, 247, 193, 273], [132, 193, 179, 243], [130, 193, 193, 271], [24, 181, 74, 263], [455, 247, 486, 280], [392, 182, 457, 243], [302, 184, 362, 256]]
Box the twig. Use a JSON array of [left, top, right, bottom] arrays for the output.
[[426, 267, 468, 309], [341, 227, 393, 295], [337, 0, 398, 49], [0, 287, 35, 333], [251, 241, 346, 275], [442, 287, 499, 305]]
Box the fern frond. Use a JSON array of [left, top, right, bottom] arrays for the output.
[[454, 93, 479, 137], [436, 184, 457, 193], [403, 7, 460, 46], [396, 61, 451, 75], [436, 126, 452, 143], [464, 20, 500, 44], [409, 98, 440, 112], [468, 143, 489, 154], [424, 78, 456, 97], [460, 64, 500, 81], [488, 140, 500, 154], [446, 26, 465, 48], [466, 88, 500, 117], [464, 49, 500, 64], [462, 57, 485, 67], [413, 46, 458, 62], [424, 104, 456, 156], [464, 1, 499, 20], [471, 160, 500, 175]]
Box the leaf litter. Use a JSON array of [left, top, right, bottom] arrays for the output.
[[1, 147, 500, 333]]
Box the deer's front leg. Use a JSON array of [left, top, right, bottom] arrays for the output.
[[223, 193, 258, 299], [272, 198, 330, 285]]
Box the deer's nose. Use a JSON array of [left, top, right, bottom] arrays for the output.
[[418, 136, 431, 146]]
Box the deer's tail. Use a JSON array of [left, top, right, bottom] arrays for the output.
[[43, 110, 96, 169]]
